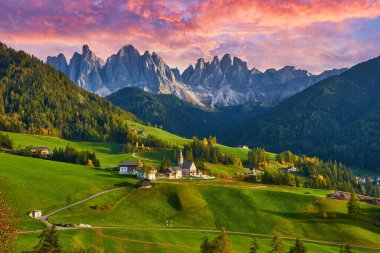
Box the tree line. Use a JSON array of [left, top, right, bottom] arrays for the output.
[[247, 148, 379, 197], [183, 136, 242, 166], [17, 144, 101, 167], [200, 228, 355, 253]]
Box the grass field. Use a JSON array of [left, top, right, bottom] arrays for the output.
[[0, 153, 138, 230], [0, 129, 266, 166], [1, 131, 380, 252], [15, 228, 380, 253], [47, 182, 380, 248]]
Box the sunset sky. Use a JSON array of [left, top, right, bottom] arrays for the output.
[[1, 0, 380, 73]]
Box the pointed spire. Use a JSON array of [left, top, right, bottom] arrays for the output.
[[178, 149, 184, 168]]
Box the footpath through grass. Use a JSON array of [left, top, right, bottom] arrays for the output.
[[16, 228, 380, 253]]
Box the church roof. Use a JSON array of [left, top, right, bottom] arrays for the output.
[[182, 161, 195, 170]]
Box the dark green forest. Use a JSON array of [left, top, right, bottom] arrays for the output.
[[222, 56, 380, 172], [107, 87, 269, 138], [0, 43, 139, 143]]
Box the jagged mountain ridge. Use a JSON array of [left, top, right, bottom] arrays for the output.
[[47, 45, 347, 106]]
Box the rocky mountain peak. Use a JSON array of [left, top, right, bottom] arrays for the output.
[[118, 44, 140, 57], [47, 44, 347, 107]]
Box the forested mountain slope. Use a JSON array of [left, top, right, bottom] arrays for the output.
[[222, 55, 380, 172], [107, 87, 269, 138], [0, 43, 138, 143]]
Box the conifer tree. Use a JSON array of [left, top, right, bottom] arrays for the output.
[[269, 232, 284, 253], [339, 244, 354, 253], [249, 235, 260, 253], [347, 192, 360, 217], [33, 226, 62, 253], [288, 238, 307, 253]]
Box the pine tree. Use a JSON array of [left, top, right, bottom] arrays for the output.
[[199, 228, 231, 253], [33, 226, 62, 253], [288, 238, 307, 253], [269, 232, 284, 253], [347, 192, 360, 217], [200, 236, 213, 253], [340, 244, 354, 253], [249, 235, 260, 253], [214, 227, 231, 253]]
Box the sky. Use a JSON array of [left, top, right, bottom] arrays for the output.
[[1, 0, 380, 73]]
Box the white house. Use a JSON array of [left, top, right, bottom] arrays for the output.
[[165, 167, 183, 179], [31, 146, 50, 155], [29, 210, 42, 218], [119, 161, 139, 175], [282, 166, 297, 173], [137, 168, 157, 180]]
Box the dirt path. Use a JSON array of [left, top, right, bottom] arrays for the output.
[[39, 186, 130, 225], [19, 226, 380, 251]]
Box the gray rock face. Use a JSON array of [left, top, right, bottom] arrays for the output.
[[47, 45, 347, 107], [180, 56, 347, 106], [46, 53, 68, 74]]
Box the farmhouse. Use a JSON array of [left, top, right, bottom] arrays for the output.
[[137, 167, 157, 180], [282, 166, 297, 173], [29, 210, 42, 218], [119, 161, 139, 175], [165, 167, 183, 179], [31, 146, 50, 155], [137, 178, 152, 188]]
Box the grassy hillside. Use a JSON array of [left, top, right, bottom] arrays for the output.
[[16, 229, 380, 253], [107, 87, 268, 138], [16, 228, 378, 253], [222, 56, 380, 172], [48, 183, 380, 247], [0, 153, 138, 230], [126, 121, 266, 162], [1, 151, 379, 252]]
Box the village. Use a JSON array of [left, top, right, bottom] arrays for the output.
[[118, 149, 215, 188]]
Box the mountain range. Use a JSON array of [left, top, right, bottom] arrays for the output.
[[47, 45, 347, 107]]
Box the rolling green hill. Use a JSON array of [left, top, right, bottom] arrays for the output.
[[222, 56, 380, 172], [107, 87, 269, 138], [1, 152, 379, 253], [0, 42, 138, 143]]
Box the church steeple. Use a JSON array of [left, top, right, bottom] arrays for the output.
[[178, 149, 183, 168]]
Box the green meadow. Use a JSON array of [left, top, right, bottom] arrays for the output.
[[0, 131, 379, 252], [15, 228, 380, 253]]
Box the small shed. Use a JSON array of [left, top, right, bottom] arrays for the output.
[[137, 179, 152, 188], [29, 210, 42, 218]]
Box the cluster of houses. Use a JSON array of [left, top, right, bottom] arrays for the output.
[[119, 150, 201, 187], [357, 176, 380, 186], [31, 146, 50, 155]]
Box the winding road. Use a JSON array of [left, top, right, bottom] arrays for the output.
[[39, 186, 130, 226]]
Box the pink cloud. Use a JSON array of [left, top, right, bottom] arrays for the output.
[[0, 0, 380, 72]]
